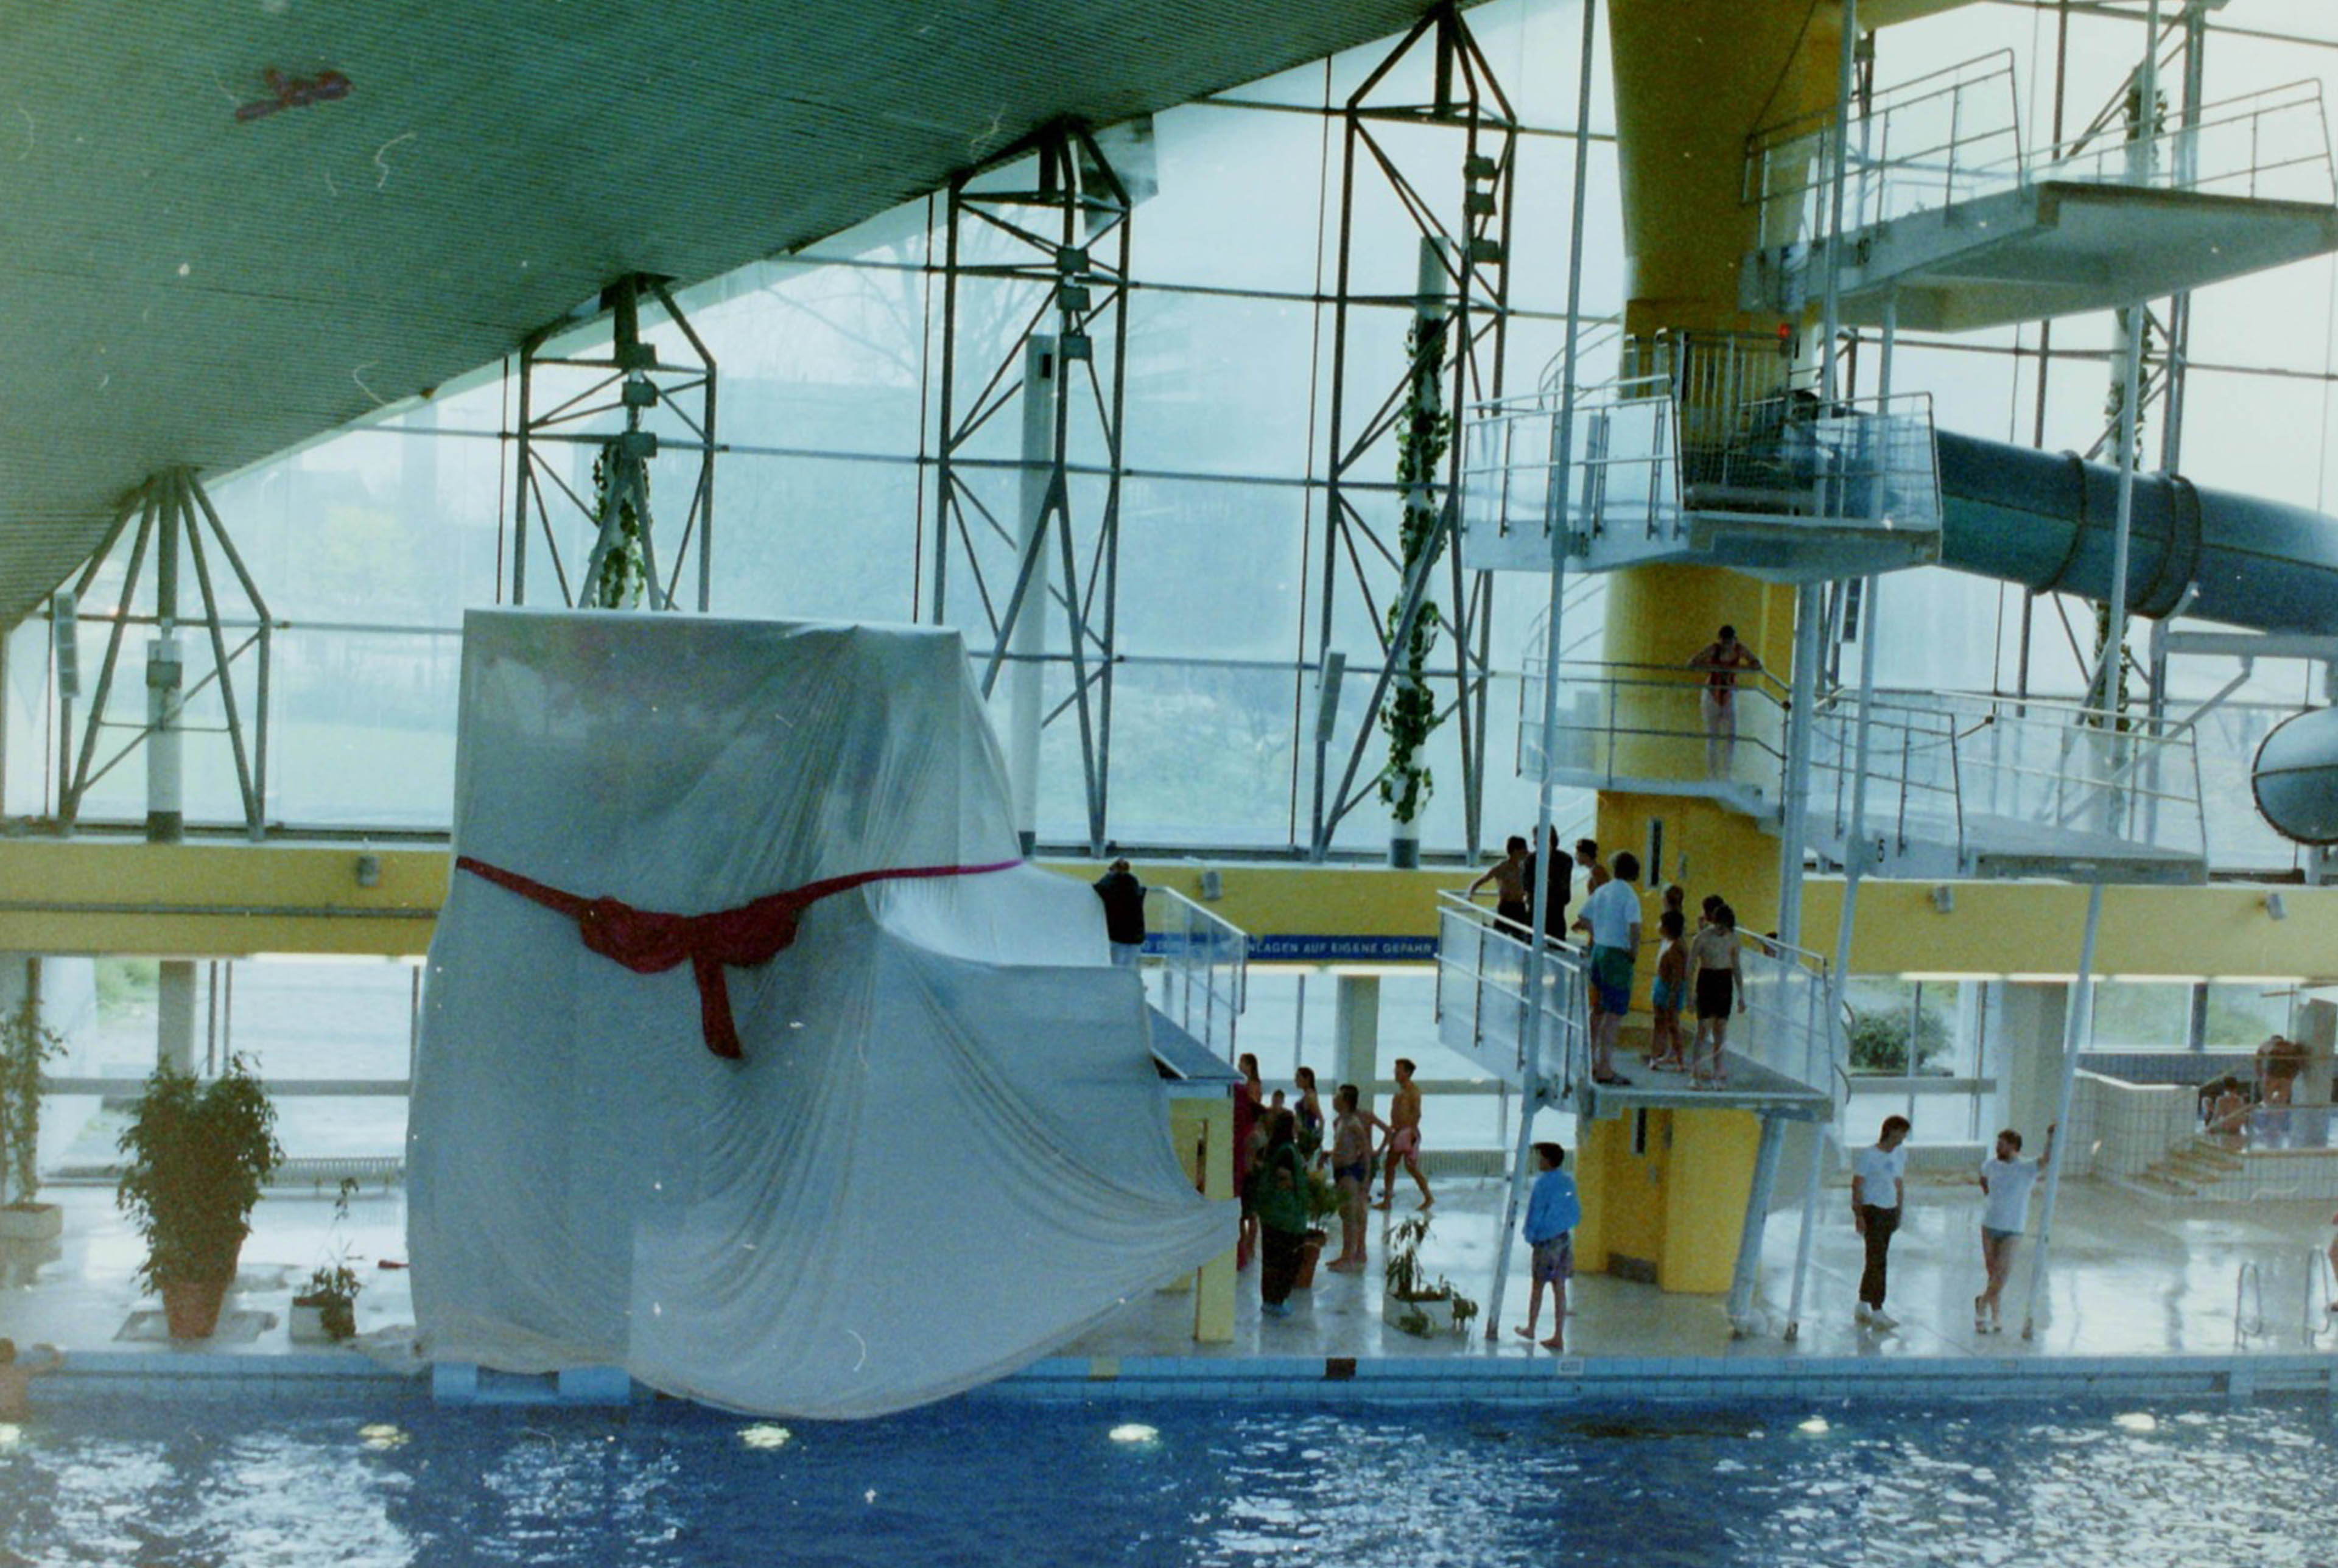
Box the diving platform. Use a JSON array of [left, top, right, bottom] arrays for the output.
[[1741, 61, 2338, 333], [1805, 690, 2210, 886], [1460, 331, 1942, 583], [1433, 897, 1836, 1122]]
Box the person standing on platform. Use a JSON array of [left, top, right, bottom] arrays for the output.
[[1974, 1123, 2054, 1334], [1521, 828, 1573, 948], [1371, 1057, 1433, 1212], [1512, 1142, 1582, 1351], [1469, 835, 1534, 939], [1574, 850, 1642, 1087], [1092, 858, 1148, 968], [1648, 909, 1689, 1073], [1688, 625, 1764, 780], [1686, 901, 1746, 1089], [1853, 1115, 1912, 1330]]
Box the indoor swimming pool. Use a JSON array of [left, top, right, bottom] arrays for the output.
[[1, 1391, 2330, 1566]]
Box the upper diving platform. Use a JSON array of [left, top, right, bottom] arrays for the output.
[[1739, 55, 2338, 332], [1433, 896, 1834, 1124], [1460, 330, 1942, 581], [1805, 690, 2209, 885], [1515, 632, 2209, 884]]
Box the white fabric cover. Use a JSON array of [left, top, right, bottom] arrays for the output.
[[409, 610, 1230, 1418]]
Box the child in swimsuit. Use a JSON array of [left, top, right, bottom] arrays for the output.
[[1294, 1065, 1326, 1167], [1325, 1083, 1385, 1272], [1648, 909, 1688, 1071]]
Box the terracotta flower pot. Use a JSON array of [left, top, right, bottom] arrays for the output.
[[1293, 1230, 1328, 1290], [162, 1277, 232, 1340]]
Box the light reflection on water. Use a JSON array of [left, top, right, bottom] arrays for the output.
[[0, 1396, 2329, 1566]]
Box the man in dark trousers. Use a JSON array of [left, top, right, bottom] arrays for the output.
[[1520, 828, 1573, 948], [1093, 858, 1148, 968]]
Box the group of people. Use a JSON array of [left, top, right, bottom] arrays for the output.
[[2201, 1032, 2316, 1147], [1230, 1054, 1435, 1318], [1848, 1113, 2055, 1335], [1467, 836, 1752, 1088]]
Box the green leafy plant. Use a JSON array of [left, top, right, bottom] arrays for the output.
[[1845, 1005, 1951, 1076], [588, 442, 649, 609], [1304, 1167, 1343, 1225], [114, 1055, 283, 1293], [1383, 1213, 1479, 1337], [295, 1177, 366, 1341], [1377, 312, 1453, 828], [0, 1009, 65, 1208]]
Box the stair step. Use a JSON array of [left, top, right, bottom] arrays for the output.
[[2134, 1170, 2199, 1197]]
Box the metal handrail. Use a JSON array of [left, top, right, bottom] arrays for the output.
[[1149, 886, 1249, 1062], [1434, 894, 1591, 1096]]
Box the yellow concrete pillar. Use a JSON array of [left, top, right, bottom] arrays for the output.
[[1596, 0, 1848, 944], [1659, 1108, 1763, 1293], [1574, 1105, 1763, 1293], [1572, 0, 1850, 1296], [1167, 1092, 1238, 1343]]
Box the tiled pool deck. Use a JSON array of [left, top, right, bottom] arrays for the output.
[[7, 1175, 2336, 1410]]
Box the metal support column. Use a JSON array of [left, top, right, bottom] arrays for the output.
[[932, 125, 1134, 856], [55, 469, 273, 839], [1310, 0, 1516, 861], [1485, 0, 1595, 1342], [507, 274, 720, 612], [1727, 1113, 1792, 1334]]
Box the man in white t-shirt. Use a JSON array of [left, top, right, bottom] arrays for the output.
[[1850, 1115, 1911, 1329], [1973, 1123, 2054, 1335], [1571, 851, 1642, 1087]]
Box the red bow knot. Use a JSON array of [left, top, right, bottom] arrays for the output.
[[457, 855, 1019, 1059]]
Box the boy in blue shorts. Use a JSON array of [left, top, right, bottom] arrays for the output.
[[1513, 1142, 1582, 1351]]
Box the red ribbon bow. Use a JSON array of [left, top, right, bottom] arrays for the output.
[[455, 854, 1020, 1059]]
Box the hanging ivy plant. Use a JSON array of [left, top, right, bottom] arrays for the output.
[[589, 443, 649, 610], [1378, 312, 1453, 825], [1, 1007, 65, 1208]]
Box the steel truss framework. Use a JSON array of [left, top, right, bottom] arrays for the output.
[[1310, 0, 1516, 861], [52, 467, 273, 840], [507, 275, 719, 613], [929, 124, 1134, 856]]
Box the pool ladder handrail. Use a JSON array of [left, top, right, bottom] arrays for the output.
[[2234, 1260, 2267, 1348]]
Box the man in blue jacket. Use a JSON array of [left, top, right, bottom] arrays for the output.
[[1514, 1141, 1582, 1351]]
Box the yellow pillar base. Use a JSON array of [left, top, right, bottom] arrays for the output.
[[1575, 1105, 1763, 1294], [1168, 1094, 1238, 1343]]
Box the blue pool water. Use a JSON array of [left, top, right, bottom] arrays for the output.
[[1, 1391, 2333, 1567]]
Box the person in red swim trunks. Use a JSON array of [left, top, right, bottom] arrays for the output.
[[1371, 1057, 1433, 1212]]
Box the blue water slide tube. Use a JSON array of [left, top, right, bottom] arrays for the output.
[[1936, 430, 2338, 635], [1936, 429, 2338, 842]]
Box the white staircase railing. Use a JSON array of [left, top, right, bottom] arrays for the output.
[[1150, 887, 1249, 1062]]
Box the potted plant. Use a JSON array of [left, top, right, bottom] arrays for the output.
[[115, 1055, 282, 1340], [1381, 1213, 1481, 1337], [291, 1178, 365, 1343], [0, 1008, 66, 1243], [1291, 1168, 1342, 1290]]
